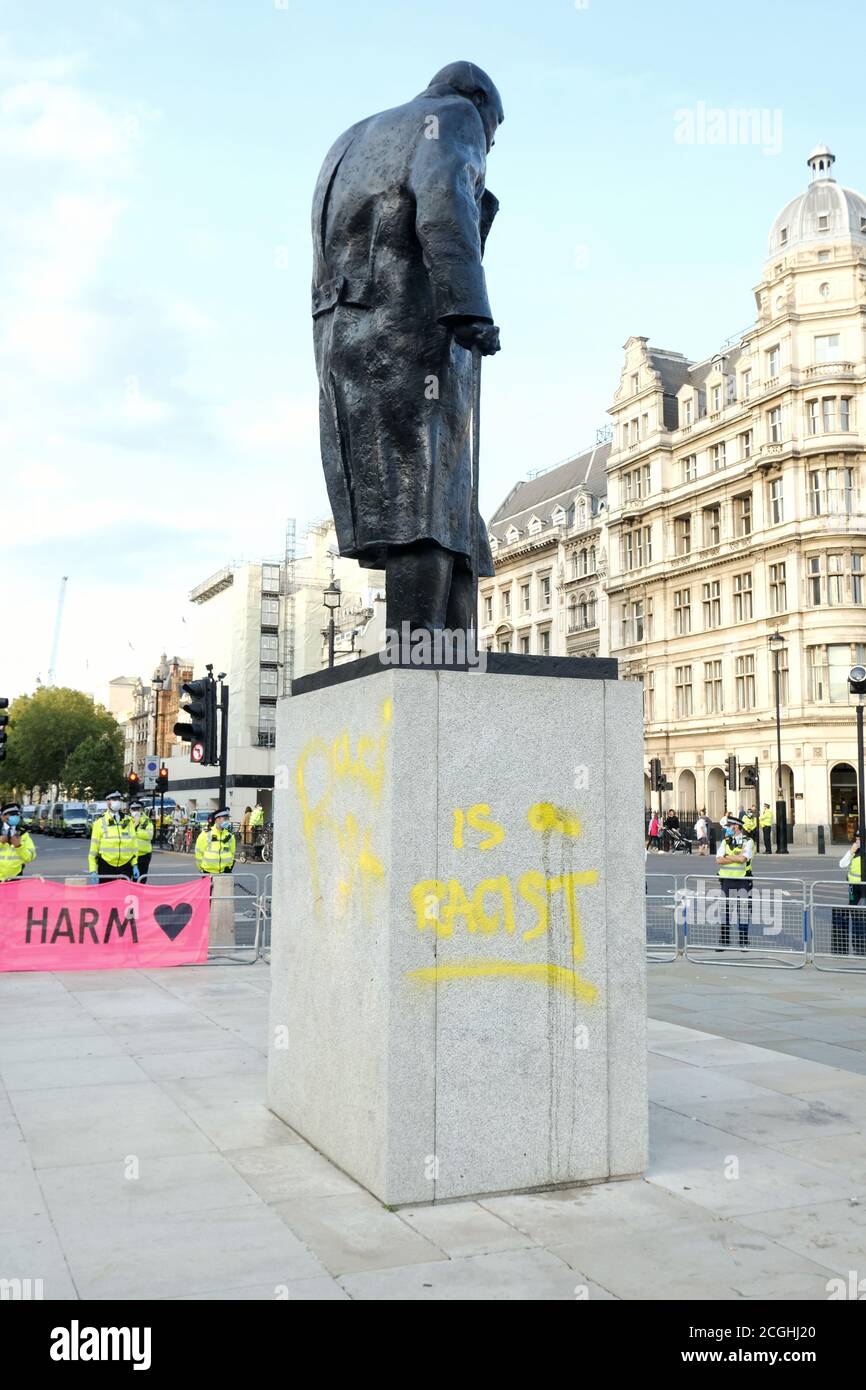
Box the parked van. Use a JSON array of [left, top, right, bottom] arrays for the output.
[[50, 801, 91, 838], [35, 804, 51, 833], [21, 804, 37, 830]]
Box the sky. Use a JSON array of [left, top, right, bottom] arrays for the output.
[[3, 0, 866, 701]]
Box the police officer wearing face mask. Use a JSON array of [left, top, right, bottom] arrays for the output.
[[0, 803, 37, 883], [128, 800, 154, 883], [87, 791, 140, 885], [195, 808, 236, 876]]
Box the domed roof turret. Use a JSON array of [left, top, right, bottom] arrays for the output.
[[768, 147, 866, 256]]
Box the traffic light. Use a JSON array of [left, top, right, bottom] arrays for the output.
[[156, 767, 169, 794], [127, 771, 141, 798], [741, 761, 759, 789], [725, 755, 738, 790], [0, 698, 7, 763], [174, 675, 218, 765], [649, 757, 663, 791]]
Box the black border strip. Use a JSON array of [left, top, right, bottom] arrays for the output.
[[291, 650, 618, 697]]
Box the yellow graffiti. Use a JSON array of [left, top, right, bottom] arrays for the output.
[[452, 804, 507, 851], [527, 802, 581, 837], [407, 960, 597, 1004], [296, 699, 391, 920]]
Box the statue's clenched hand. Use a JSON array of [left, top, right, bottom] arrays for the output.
[[450, 320, 501, 355]]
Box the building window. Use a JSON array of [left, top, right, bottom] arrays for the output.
[[769, 477, 784, 524], [675, 665, 693, 718], [827, 553, 844, 605], [262, 564, 281, 594], [520, 583, 530, 613], [621, 527, 650, 571], [807, 399, 820, 435], [739, 430, 753, 460], [726, 375, 737, 405], [502, 589, 511, 617], [742, 369, 752, 400], [643, 463, 651, 495], [539, 628, 551, 656], [631, 372, 639, 394], [769, 562, 787, 613], [589, 546, 597, 571], [520, 634, 531, 655], [702, 505, 721, 548], [673, 588, 691, 635], [734, 492, 752, 537], [767, 345, 780, 377], [704, 659, 723, 714], [735, 654, 756, 710], [768, 406, 782, 442], [854, 553, 864, 604], [484, 595, 493, 624], [675, 516, 691, 556], [261, 597, 280, 627], [697, 390, 707, 420], [711, 442, 726, 471], [733, 572, 753, 621], [702, 579, 721, 628], [822, 397, 836, 432], [841, 397, 852, 431], [260, 633, 279, 663], [540, 576, 551, 608], [644, 669, 655, 721], [712, 384, 722, 412], [682, 454, 697, 483], [260, 668, 279, 697], [683, 398, 692, 426], [810, 466, 855, 515], [815, 333, 840, 363]]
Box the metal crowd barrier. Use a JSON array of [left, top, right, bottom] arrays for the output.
[[810, 880, 866, 974], [644, 872, 678, 899], [259, 873, 273, 964], [646, 894, 679, 963], [681, 874, 808, 969]]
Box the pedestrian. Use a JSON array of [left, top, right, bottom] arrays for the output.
[[0, 803, 37, 883], [694, 808, 709, 856], [742, 805, 758, 851], [129, 800, 154, 883], [647, 811, 659, 851], [88, 791, 139, 884], [661, 807, 679, 854], [249, 802, 264, 845], [195, 808, 236, 876], [240, 805, 253, 846], [836, 835, 866, 955], [759, 802, 773, 854], [716, 816, 753, 950]]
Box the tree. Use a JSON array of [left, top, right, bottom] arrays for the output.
[[3, 687, 124, 793], [61, 732, 125, 799]]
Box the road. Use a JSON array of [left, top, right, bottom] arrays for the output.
[[647, 847, 845, 893], [20, 833, 272, 897]]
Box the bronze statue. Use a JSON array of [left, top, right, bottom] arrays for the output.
[[311, 61, 502, 635]]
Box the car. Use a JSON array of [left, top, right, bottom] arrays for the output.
[[50, 801, 91, 838]]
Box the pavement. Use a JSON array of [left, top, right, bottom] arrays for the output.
[[2, 945, 866, 1301]]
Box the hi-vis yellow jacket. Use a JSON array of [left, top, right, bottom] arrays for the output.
[[88, 814, 138, 871], [195, 828, 236, 875], [0, 831, 36, 882], [132, 814, 154, 856]]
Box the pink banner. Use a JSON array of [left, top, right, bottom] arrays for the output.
[[0, 879, 212, 972]]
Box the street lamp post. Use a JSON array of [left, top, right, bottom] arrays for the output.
[[849, 667, 866, 873], [768, 632, 788, 854], [323, 576, 341, 669], [152, 674, 164, 843]]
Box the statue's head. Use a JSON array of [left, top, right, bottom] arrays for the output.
[[424, 61, 504, 153]]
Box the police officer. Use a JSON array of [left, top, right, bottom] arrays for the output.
[[0, 803, 37, 883], [716, 815, 753, 950], [837, 836, 866, 954], [742, 805, 758, 852], [88, 791, 139, 884], [129, 800, 154, 883], [195, 808, 236, 876], [759, 803, 773, 854]]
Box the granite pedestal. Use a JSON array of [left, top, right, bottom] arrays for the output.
[[267, 655, 647, 1206]]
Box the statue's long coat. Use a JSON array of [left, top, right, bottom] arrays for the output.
[[311, 88, 497, 574]]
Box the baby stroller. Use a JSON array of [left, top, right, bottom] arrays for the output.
[[662, 825, 693, 854]]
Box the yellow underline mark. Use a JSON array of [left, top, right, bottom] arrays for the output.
[[407, 960, 598, 1002]]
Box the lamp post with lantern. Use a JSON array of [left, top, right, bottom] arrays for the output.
[[323, 576, 341, 669], [768, 631, 788, 854]]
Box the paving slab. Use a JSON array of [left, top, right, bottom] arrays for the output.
[[398, 1200, 537, 1257], [338, 1246, 612, 1300], [737, 1199, 866, 1279], [272, 1192, 450, 1275], [38, 1152, 264, 1227], [225, 1143, 364, 1202]]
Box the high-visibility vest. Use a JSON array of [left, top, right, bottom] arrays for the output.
[[718, 839, 748, 879], [195, 828, 236, 874], [0, 831, 36, 882], [88, 814, 138, 871], [742, 814, 757, 833], [759, 809, 772, 828], [132, 814, 154, 856], [848, 855, 862, 885], [249, 808, 264, 828]]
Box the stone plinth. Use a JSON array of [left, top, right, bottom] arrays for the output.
[[267, 655, 647, 1206]]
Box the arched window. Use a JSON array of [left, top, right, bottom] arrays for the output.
[[589, 546, 596, 572], [570, 553, 578, 579], [579, 550, 588, 576], [568, 597, 578, 632], [588, 591, 597, 626]]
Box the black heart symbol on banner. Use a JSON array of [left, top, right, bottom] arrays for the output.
[[154, 903, 194, 941]]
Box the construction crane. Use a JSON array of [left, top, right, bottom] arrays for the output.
[[47, 576, 68, 687]]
